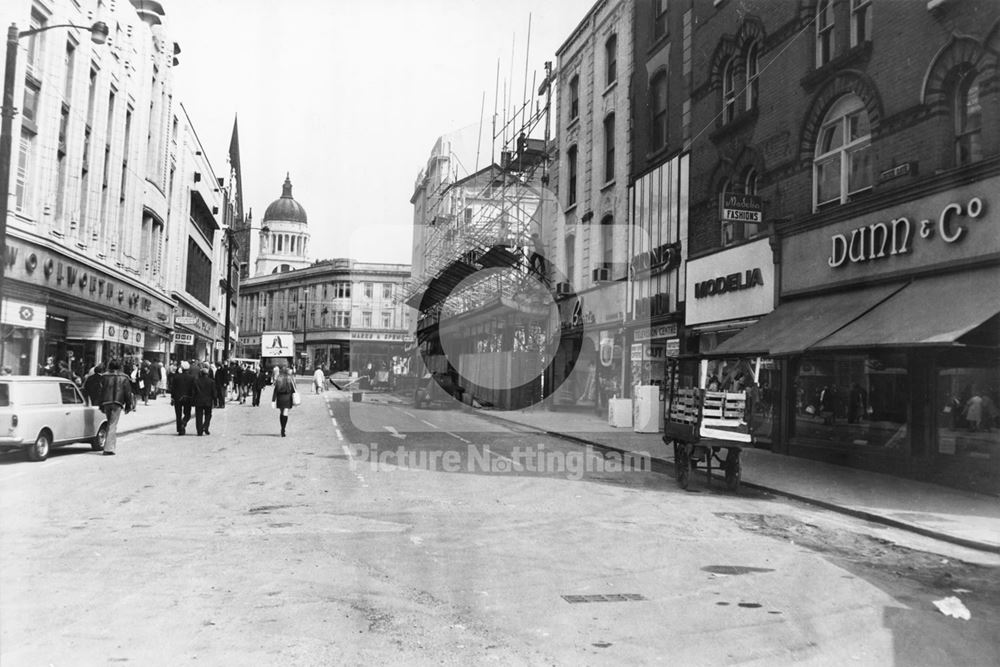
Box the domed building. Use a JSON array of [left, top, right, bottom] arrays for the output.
[[254, 174, 311, 276]]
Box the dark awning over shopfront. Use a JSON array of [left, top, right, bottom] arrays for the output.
[[810, 266, 1000, 350], [712, 283, 904, 356]]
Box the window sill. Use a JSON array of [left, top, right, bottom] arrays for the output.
[[603, 80, 618, 97], [567, 117, 580, 132], [565, 203, 578, 217], [800, 41, 872, 91], [601, 179, 617, 192]]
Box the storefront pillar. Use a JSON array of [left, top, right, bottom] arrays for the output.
[[29, 329, 40, 375]]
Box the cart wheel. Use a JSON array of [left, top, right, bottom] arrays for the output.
[[725, 449, 742, 491], [676, 445, 691, 490]]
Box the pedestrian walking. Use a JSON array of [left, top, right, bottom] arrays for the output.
[[171, 361, 195, 435], [192, 366, 217, 436], [313, 366, 326, 394], [252, 365, 268, 407], [214, 362, 229, 408], [271, 365, 298, 437], [99, 358, 134, 456], [83, 363, 105, 406]]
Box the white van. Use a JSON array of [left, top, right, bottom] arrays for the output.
[[0, 377, 108, 461]]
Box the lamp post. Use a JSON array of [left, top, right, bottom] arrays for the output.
[[301, 287, 308, 374], [0, 20, 108, 308]]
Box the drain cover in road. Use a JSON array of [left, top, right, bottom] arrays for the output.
[[562, 593, 646, 603]]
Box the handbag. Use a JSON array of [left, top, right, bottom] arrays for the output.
[[292, 391, 301, 406]]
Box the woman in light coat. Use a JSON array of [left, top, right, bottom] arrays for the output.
[[271, 365, 298, 437]]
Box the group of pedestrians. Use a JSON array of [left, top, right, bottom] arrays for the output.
[[167, 361, 299, 437]]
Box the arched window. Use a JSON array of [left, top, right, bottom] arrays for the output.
[[814, 94, 872, 208], [722, 58, 736, 124], [601, 215, 615, 269], [606, 34, 617, 86], [955, 66, 983, 166], [569, 75, 579, 121], [651, 72, 667, 150], [603, 114, 615, 183], [742, 168, 760, 240], [745, 42, 760, 111], [816, 0, 835, 67]]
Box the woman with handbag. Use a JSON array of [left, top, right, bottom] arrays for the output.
[[271, 365, 299, 437]]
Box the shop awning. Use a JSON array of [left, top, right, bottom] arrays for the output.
[[711, 282, 904, 356], [810, 266, 1000, 350]]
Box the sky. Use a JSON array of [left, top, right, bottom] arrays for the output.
[[168, 0, 594, 266]]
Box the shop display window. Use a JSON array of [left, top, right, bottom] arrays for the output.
[[936, 363, 999, 459], [791, 352, 909, 451]]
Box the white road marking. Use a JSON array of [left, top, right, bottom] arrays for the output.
[[401, 410, 416, 419], [446, 432, 471, 444], [384, 426, 406, 439], [341, 444, 368, 488], [484, 446, 524, 471], [419, 419, 439, 429]]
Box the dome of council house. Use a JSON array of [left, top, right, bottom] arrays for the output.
[[262, 174, 308, 224]]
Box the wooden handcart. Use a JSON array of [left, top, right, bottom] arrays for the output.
[[662, 359, 758, 491]]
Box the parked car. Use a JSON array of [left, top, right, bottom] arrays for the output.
[[0, 376, 108, 461], [413, 372, 464, 409]]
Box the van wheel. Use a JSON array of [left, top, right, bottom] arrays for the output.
[[27, 430, 51, 462], [91, 424, 109, 451]]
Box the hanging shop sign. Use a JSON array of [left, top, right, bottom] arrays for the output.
[[1, 300, 46, 329], [720, 193, 762, 224], [782, 180, 998, 294], [173, 305, 217, 337], [261, 332, 294, 357], [686, 238, 774, 326], [2, 239, 172, 322], [634, 323, 677, 342], [173, 333, 195, 346]]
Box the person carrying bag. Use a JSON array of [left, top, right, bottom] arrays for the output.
[[271, 365, 298, 437]]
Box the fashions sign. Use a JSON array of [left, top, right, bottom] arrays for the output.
[[828, 196, 984, 268]]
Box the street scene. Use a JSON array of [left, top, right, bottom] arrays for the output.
[[1, 0, 999, 664]]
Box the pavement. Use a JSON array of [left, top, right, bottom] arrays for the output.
[[114, 389, 1000, 556]]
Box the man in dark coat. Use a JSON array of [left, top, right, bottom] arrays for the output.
[[192, 366, 218, 436], [83, 363, 105, 406], [252, 365, 268, 407], [99, 358, 134, 456], [214, 363, 229, 408], [171, 361, 196, 435]]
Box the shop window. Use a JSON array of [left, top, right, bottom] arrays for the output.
[[850, 0, 872, 47], [791, 353, 910, 451], [813, 94, 872, 209], [954, 66, 983, 166], [815, 0, 836, 68], [936, 364, 999, 459]]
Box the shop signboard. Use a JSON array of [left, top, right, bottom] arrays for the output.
[[103, 322, 144, 346], [782, 179, 1000, 293], [261, 331, 295, 357], [686, 238, 774, 326], [633, 323, 677, 342], [173, 333, 195, 346], [720, 193, 763, 224], [175, 316, 198, 326], [0, 300, 45, 329]]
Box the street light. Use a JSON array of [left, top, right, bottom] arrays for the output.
[[0, 20, 109, 306]]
